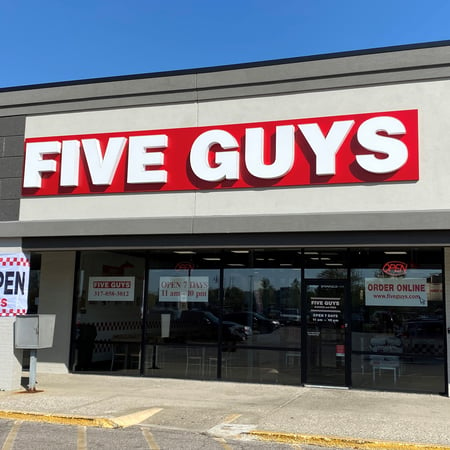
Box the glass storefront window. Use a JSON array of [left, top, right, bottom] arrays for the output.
[[145, 266, 222, 379], [350, 248, 445, 394], [138, 250, 304, 383], [69, 247, 446, 394], [304, 249, 348, 279], [223, 268, 302, 384], [304, 282, 347, 387], [74, 251, 146, 372]]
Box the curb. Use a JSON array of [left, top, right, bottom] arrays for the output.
[[0, 408, 162, 429], [0, 410, 117, 428], [249, 431, 450, 450]]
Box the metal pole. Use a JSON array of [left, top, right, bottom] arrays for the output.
[[29, 349, 37, 391]]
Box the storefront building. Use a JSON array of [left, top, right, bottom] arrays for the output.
[[0, 42, 449, 394]]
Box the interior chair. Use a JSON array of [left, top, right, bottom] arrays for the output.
[[207, 352, 231, 376], [128, 343, 141, 370], [110, 343, 127, 371], [185, 346, 204, 376], [110, 342, 141, 371], [285, 351, 301, 367], [146, 344, 165, 370]]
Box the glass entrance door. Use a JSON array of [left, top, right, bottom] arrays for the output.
[[303, 281, 349, 387]]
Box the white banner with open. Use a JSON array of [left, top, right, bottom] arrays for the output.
[[0, 253, 30, 317]]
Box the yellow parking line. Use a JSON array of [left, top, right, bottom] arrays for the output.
[[77, 426, 87, 450], [213, 437, 234, 450], [2, 421, 21, 450], [142, 428, 160, 450], [111, 408, 162, 428], [222, 414, 241, 424]]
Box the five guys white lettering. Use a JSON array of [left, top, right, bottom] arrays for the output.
[[23, 115, 412, 189]]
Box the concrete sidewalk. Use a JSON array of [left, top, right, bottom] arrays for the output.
[[0, 373, 449, 449]]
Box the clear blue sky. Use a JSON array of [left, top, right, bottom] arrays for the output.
[[1, 0, 449, 88]]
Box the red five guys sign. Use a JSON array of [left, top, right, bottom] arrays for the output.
[[22, 110, 418, 196]]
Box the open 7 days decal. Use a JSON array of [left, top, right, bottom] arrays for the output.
[[22, 109, 418, 196]]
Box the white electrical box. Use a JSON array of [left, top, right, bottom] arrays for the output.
[[14, 314, 56, 349]]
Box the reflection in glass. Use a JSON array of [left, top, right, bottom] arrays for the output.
[[223, 268, 302, 384], [142, 267, 303, 384], [70, 247, 445, 393], [305, 283, 346, 387], [73, 251, 146, 372], [350, 256, 445, 394]]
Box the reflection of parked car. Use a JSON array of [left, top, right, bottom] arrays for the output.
[[351, 312, 364, 331], [175, 310, 250, 342], [370, 310, 399, 332], [280, 308, 301, 325], [404, 319, 444, 356], [224, 312, 280, 334]]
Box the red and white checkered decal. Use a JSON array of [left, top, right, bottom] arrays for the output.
[[0, 257, 30, 267], [0, 308, 27, 317]]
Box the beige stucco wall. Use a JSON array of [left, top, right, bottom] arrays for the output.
[[0, 318, 23, 391], [36, 251, 76, 373], [20, 79, 450, 223]]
